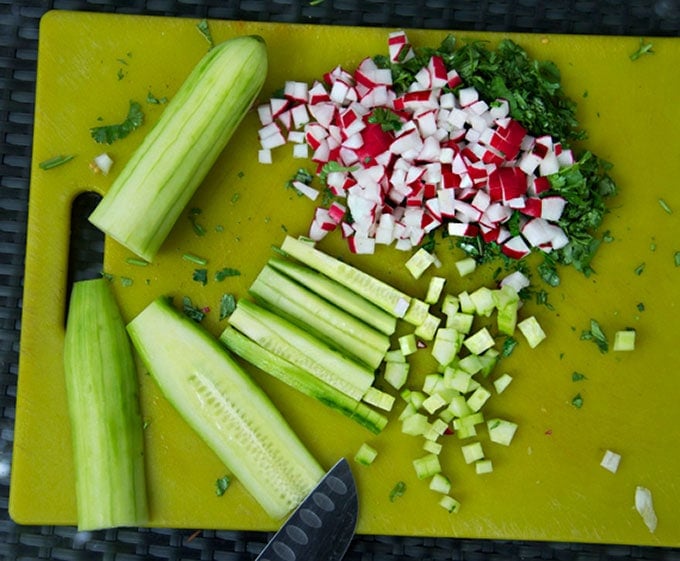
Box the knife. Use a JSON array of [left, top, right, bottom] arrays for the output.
[[255, 458, 358, 561]]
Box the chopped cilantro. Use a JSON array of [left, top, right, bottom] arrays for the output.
[[658, 198, 672, 214], [188, 207, 206, 236], [580, 319, 608, 353], [389, 481, 406, 502], [286, 168, 315, 196], [535, 289, 554, 310], [231, 193, 241, 203], [634, 262, 646, 276], [214, 267, 241, 281], [90, 100, 144, 144], [39, 154, 75, 170], [602, 230, 614, 243], [675, 251, 680, 267], [219, 294, 236, 320], [501, 336, 518, 358], [319, 161, 358, 185], [629, 38, 654, 61], [215, 475, 231, 496], [120, 277, 134, 287], [197, 19, 214, 49], [637, 302, 645, 312], [146, 91, 168, 105], [183, 296, 206, 322], [571, 393, 584, 408], [367, 107, 403, 132], [193, 268, 208, 286], [538, 258, 560, 287], [571, 371, 587, 382], [116, 67, 126, 81]]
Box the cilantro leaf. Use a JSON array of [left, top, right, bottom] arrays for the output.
[[219, 294, 236, 320], [197, 19, 214, 49], [580, 319, 608, 353], [90, 101, 144, 145], [182, 296, 206, 322], [215, 268, 241, 281], [368, 107, 403, 132], [215, 475, 230, 496], [630, 38, 654, 61]]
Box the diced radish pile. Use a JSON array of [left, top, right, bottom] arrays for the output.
[[256, 30, 573, 258]]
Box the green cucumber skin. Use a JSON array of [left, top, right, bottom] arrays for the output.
[[63, 279, 148, 531], [127, 297, 324, 520], [89, 36, 268, 262], [250, 265, 390, 369], [268, 257, 397, 336], [220, 326, 387, 434]]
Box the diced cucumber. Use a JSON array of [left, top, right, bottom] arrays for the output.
[[475, 459, 494, 474], [63, 279, 148, 530], [227, 299, 374, 401], [469, 286, 495, 317], [431, 327, 464, 366], [405, 247, 436, 279], [89, 36, 267, 261], [385, 349, 406, 363], [281, 235, 412, 318], [363, 387, 396, 412], [494, 285, 520, 335], [219, 326, 387, 434], [517, 316, 546, 348], [402, 412, 431, 436], [487, 418, 518, 446], [268, 257, 397, 335], [398, 333, 418, 356], [454, 257, 476, 277], [425, 277, 447, 304], [403, 298, 430, 326], [613, 329, 636, 351], [422, 393, 447, 415], [446, 312, 474, 334], [463, 327, 495, 355], [439, 495, 461, 513], [423, 440, 443, 455], [461, 442, 485, 464], [441, 294, 459, 316], [127, 297, 324, 520], [457, 353, 483, 375], [249, 265, 389, 368], [478, 348, 499, 377], [458, 291, 476, 314], [383, 360, 410, 390], [493, 373, 513, 394], [466, 386, 491, 412], [414, 313, 442, 341], [429, 473, 452, 494], [424, 418, 449, 441], [413, 453, 442, 479], [354, 443, 378, 466], [422, 373, 445, 395]]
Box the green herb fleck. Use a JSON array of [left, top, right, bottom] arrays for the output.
[[501, 336, 518, 358], [602, 230, 614, 243], [219, 294, 236, 320], [580, 319, 608, 353], [367, 107, 403, 132], [215, 267, 241, 281], [142, 419, 151, 430], [126, 257, 148, 266], [675, 251, 680, 267], [90, 100, 144, 144], [286, 168, 314, 195], [571, 393, 584, 408], [146, 91, 168, 105], [231, 193, 241, 203], [183, 253, 208, 266], [634, 262, 646, 276], [188, 207, 207, 236], [630, 38, 654, 61], [389, 481, 407, 502], [572, 371, 587, 382], [38, 154, 75, 170], [319, 161, 359, 185], [658, 198, 672, 214], [538, 258, 560, 287], [182, 296, 206, 322], [120, 277, 134, 287], [637, 302, 645, 312], [535, 289, 555, 310], [197, 19, 214, 49], [215, 475, 231, 496], [193, 268, 208, 286]]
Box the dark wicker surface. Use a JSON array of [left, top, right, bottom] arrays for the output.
[[2, 1, 679, 559]]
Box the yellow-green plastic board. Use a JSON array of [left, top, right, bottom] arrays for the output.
[[10, 10, 680, 546]]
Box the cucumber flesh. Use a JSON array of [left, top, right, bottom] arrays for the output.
[[63, 279, 148, 530], [219, 326, 387, 434], [127, 297, 324, 520]]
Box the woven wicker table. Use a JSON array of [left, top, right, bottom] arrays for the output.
[[2, 1, 679, 559]]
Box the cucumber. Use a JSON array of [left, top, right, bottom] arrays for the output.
[[63, 279, 148, 530], [249, 265, 390, 369], [89, 36, 268, 262], [280, 236, 412, 319], [267, 257, 397, 335], [126, 297, 324, 520], [219, 326, 388, 434], [227, 299, 375, 401]]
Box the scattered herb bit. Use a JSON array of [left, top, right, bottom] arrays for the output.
[[237, 171, 245, 179], [675, 251, 680, 267], [650, 242, 657, 252], [188, 207, 207, 236], [215, 475, 231, 496], [572, 371, 587, 382], [580, 319, 608, 353], [38, 154, 75, 170], [90, 100, 144, 145], [146, 91, 168, 105], [629, 38, 655, 61], [116, 68, 126, 81], [231, 192, 241, 203], [101, 271, 114, 282], [602, 230, 614, 243], [538, 258, 560, 287], [501, 336, 518, 358], [219, 294, 237, 320], [215, 225, 225, 233], [319, 161, 358, 185], [368, 107, 404, 132], [183, 253, 208, 266], [582, 90, 588, 98], [196, 19, 214, 49], [286, 168, 315, 195], [215, 267, 241, 281], [535, 289, 555, 311], [658, 198, 672, 214], [634, 262, 646, 276], [142, 419, 151, 430], [182, 296, 206, 322], [571, 393, 584, 408], [126, 257, 148, 266], [120, 277, 134, 287], [193, 268, 208, 286], [637, 302, 645, 312], [389, 481, 407, 502]]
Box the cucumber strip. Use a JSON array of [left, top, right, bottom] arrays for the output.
[[267, 257, 397, 335], [127, 298, 324, 520], [219, 326, 388, 434], [250, 265, 390, 369], [227, 299, 375, 401], [89, 36, 267, 261], [63, 279, 148, 530], [280, 235, 412, 319]]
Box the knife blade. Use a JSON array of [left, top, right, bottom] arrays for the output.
[[255, 457, 358, 561]]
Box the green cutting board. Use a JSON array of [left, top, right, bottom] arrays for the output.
[[9, 10, 680, 546]]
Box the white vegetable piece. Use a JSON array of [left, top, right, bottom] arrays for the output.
[[634, 486, 658, 533], [600, 450, 621, 473]]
